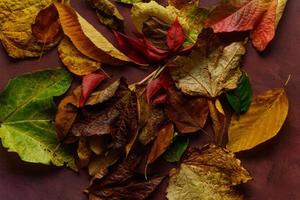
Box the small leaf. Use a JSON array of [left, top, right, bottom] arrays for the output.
[[77, 137, 93, 168], [227, 88, 289, 152], [79, 72, 107, 107], [226, 73, 252, 114], [58, 37, 101, 76], [166, 145, 251, 200], [163, 134, 189, 163], [167, 18, 185, 51], [115, 0, 143, 4]]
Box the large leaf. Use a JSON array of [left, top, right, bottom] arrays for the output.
[[0, 0, 60, 58], [226, 73, 252, 114], [170, 29, 246, 97], [0, 68, 75, 168], [206, 0, 288, 51], [58, 37, 101, 76], [166, 145, 251, 200], [227, 88, 289, 152], [131, 1, 208, 45], [53, 3, 130, 64]]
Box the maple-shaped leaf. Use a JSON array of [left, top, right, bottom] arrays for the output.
[[88, 154, 164, 200], [0, 68, 75, 169], [167, 18, 185, 51], [71, 79, 138, 149], [79, 72, 107, 107], [166, 145, 251, 200], [165, 87, 209, 134], [206, 0, 288, 51]]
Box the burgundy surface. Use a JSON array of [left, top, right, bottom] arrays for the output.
[[1, 0, 300, 199]]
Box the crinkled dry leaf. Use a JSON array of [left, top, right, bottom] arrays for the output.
[[227, 88, 289, 152], [54, 3, 130, 64], [88, 149, 121, 176], [170, 29, 245, 97], [0, 68, 75, 169], [0, 0, 60, 58], [87, 0, 124, 30], [146, 123, 174, 167], [166, 145, 251, 200], [131, 1, 207, 45], [165, 87, 209, 133], [86, 79, 121, 106], [77, 137, 93, 168], [55, 86, 81, 141], [58, 37, 101, 76]]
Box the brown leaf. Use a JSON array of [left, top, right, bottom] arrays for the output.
[[146, 123, 174, 167], [166, 144, 251, 200], [54, 3, 130, 64], [165, 87, 209, 134], [77, 137, 93, 168], [88, 135, 111, 155], [55, 86, 81, 141], [58, 37, 101, 76], [31, 4, 61, 44], [208, 99, 228, 145]]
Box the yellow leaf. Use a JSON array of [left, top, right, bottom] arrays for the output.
[[58, 37, 101, 76], [227, 88, 289, 152], [54, 3, 130, 64], [166, 145, 251, 200]]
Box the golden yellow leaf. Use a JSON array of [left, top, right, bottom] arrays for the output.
[[227, 88, 289, 152], [0, 0, 60, 58], [54, 3, 130, 64], [166, 145, 251, 200], [58, 37, 101, 76]]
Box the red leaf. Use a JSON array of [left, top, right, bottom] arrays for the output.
[[166, 18, 185, 52], [113, 31, 168, 64], [145, 71, 172, 105], [79, 72, 107, 107]]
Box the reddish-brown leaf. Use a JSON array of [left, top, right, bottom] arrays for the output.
[[166, 18, 185, 52], [165, 87, 209, 134], [31, 4, 62, 44], [79, 72, 107, 107]]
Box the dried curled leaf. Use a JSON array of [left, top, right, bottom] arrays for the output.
[[165, 87, 209, 133], [87, 0, 124, 30], [166, 145, 251, 200], [227, 88, 289, 152], [58, 37, 101, 76], [170, 29, 245, 97], [55, 86, 81, 141], [54, 2, 130, 64], [77, 137, 93, 168], [0, 0, 60, 58]]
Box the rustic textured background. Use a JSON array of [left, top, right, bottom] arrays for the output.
[[0, 0, 299, 199]]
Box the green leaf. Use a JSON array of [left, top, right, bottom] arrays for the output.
[[226, 73, 252, 114], [163, 134, 189, 163], [0, 68, 76, 169]]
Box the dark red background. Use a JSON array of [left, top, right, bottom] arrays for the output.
[[1, 0, 300, 199]]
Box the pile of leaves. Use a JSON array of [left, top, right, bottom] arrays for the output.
[[0, 0, 289, 199]]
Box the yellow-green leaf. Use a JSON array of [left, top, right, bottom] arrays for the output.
[[227, 88, 289, 152]]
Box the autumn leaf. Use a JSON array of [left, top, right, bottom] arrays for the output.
[[88, 135, 111, 155], [167, 18, 185, 51], [87, 0, 124, 30], [77, 137, 93, 168], [163, 134, 189, 163], [227, 88, 289, 152], [53, 3, 130, 64], [0, 0, 61, 58], [169, 29, 245, 97], [115, 0, 143, 4], [55, 86, 81, 141], [146, 123, 174, 168], [58, 37, 101, 76], [0, 68, 75, 169], [165, 87, 209, 134], [226, 73, 252, 114], [206, 0, 288, 51], [88, 154, 164, 200], [208, 99, 227, 145], [166, 145, 251, 200], [31, 4, 61, 44], [79, 72, 107, 107]]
